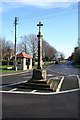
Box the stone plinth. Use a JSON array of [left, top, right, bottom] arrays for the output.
[[32, 69, 46, 80]]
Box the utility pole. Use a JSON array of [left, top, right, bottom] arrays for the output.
[[14, 17, 18, 71]]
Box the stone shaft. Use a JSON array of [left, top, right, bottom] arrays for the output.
[[37, 32, 43, 69]]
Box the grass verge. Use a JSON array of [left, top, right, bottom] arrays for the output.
[[0, 65, 23, 75], [0, 62, 54, 75]]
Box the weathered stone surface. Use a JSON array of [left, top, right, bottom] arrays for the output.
[[32, 21, 45, 80], [37, 22, 43, 69], [32, 69, 46, 80]]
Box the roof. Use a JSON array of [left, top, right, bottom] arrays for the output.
[[17, 52, 33, 59]]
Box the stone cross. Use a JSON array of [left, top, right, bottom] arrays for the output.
[[37, 22, 43, 33], [37, 22, 43, 69]]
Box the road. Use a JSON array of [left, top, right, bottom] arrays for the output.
[[1, 60, 79, 86], [2, 90, 79, 119], [1, 70, 33, 86], [46, 61, 79, 76], [1, 60, 80, 119]]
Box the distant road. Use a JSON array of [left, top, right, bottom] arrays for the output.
[[46, 60, 79, 76]]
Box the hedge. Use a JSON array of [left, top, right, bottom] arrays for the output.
[[1, 60, 14, 65]]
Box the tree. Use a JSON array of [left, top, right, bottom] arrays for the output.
[[72, 47, 80, 64], [42, 40, 57, 62], [18, 34, 57, 65], [18, 34, 38, 66], [17, 36, 29, 54], [68, 53, 74, 61], [59, 52, 65, 61], [0, 37, 14, 61]]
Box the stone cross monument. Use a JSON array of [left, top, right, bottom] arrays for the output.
[[37, 22, 43, 69], [32, 21, 46, 80]]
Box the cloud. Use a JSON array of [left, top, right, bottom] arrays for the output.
[[1, 0, 79, 2], [22, 0, 79, 8], [1, 0, 79, 11]]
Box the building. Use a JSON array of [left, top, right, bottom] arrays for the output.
[[16, 52, 33, 70]]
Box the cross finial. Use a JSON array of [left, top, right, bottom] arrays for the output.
[[37, 22, 43, 32]]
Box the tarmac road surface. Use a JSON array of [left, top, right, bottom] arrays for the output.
[[1, 60, 80, 119], [2, 90, 79, 118]]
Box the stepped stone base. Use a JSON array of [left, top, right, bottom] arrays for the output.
[[32, 69, 46, 80]]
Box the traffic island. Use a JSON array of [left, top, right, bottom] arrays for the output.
[[60, 75, 79, 91], [12, 75, 79, 93], [1, 75, 79, 93]]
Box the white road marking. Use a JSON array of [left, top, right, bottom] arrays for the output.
[[76, 75, 80, 88], [50, 66, 78, 76], [68, 74, 78, 77], [0, 80, 28, 88], [30, 90, 37, 93], [47, 74, 54, 76], [9, 88, 17, 92], [0, 88, 79, 95], [46, 68, 68, 75], [56, 76, 64, 92]]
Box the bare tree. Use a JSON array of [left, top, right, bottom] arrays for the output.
[[18, 34, 38, 66], [17, 36, 29, 54], [18, 34, 57, 65], [0, 37, 14, 61], [42, 40, 57, 61], [58, 52, 65, 61]]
